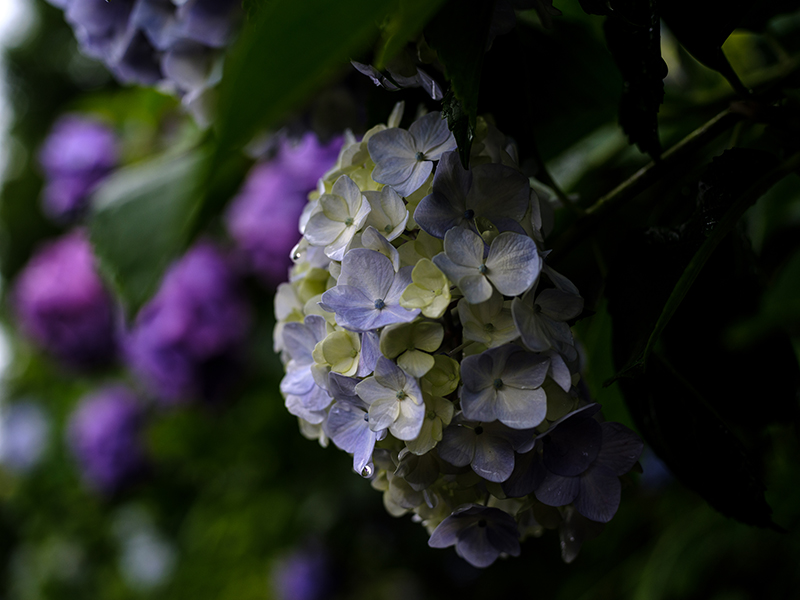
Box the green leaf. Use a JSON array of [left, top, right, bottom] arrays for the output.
[[375, 0, 449, 69], [617, 353, 781, 530], [660, 0, 751, 93], [89, 150, 208, 313], [609, 148, 798, 382], [425, 0, 496, 167], [602, 0, 667, 158], [215, 0, 400, 158]]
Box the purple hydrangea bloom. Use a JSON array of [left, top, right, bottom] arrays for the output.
[[428, 504, 521, 568], [225, 133, 344, 286], [319, 249, 419, 332], [325, 372, 384, 474], [38, 115, 118, 221], [67, 385, 147, 494], [437, 415, 532, 483], [459, 344, 549, 429], [414, 151, 530, 239], [281, 315, 333, 424], [50, 0, 242, 120], [534, 407, 643, 522], [271, 543, 334, 600], [12, 230, 118, 370], [125, 242, 251, 405]]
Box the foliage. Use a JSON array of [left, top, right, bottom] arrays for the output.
[[0, 0, 799, 597]]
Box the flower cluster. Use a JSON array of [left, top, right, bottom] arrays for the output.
[[274, 105, 643, 566], [38, 114, 118, 222], [12, 230, 119, 370], [47, 0, 241, 122], [67, 385, 148, 494]]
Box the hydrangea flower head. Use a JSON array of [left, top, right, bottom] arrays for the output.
[[225, 133, 343, 287], [12, 230, 118, 370], [67, 385, 148, 494], [38, 114, 118, 221], [367, 111, 456, 197], [273, 105, 643, 566], [125, 241, 250, 405]]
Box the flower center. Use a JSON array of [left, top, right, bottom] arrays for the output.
[[477, 519, 487, 528], [415, 151, 425, 161], [464, 209, 475, 220], [493, 378, 504, 390], [474, 426, 484, 435], [478, 264, 488, 274], [345, 217, 354, 226], [534, 303, 542, 314], [384, 224, 393, 233], [396, 390, 407, 400], [484, 322, 495, 332], [374, 298, 386, 310]]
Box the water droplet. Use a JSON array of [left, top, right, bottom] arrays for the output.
[[361, 464, 373, 478], [292, 251, 302, 260]]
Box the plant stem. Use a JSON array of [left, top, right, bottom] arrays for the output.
[[549, 107, 744, 262]]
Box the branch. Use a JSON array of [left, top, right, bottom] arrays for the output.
[[549, 107, 744, 262]]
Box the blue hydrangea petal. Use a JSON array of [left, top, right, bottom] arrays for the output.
[[327, 372, 361, 402], [455, 526, 501, 568], [596, 422, 644, 476], [495, 386, 547, 429], [368, 396, 401, 431], [472, 434, 514, 482], [535, 470, 580, 507], [485, 232, 541, 297], [438, 422, 477, 467], [537, 288, 584, 321], [408, 111, 455, 160], [414, 191, 462, 238], [459, 275, 494, 305], [542, 415, 602, 476], [443, 226, 484, 267], [431, 254, 475, 288], [339, 249, 396, 300], [460, 386, 497, 423], [484, 514, 522, 557], [356, 331, 380, 377], [575, 463, 622, 523], [468, 163, 530, 223], [373, 356, 406, 390], [326, 399, 377, 473], [502, 449, 546, 498], [502, 350, 549, 389], [285, 395, 326, 424], [280, 367, 315, 396]]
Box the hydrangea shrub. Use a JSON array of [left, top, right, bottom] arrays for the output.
[[274, 105, 644, 567]]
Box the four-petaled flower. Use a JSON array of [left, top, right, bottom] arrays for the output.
[[433, 227, 542, 304], [319, 249, 419, 332], [304, 175, 371, 261], [367, 111, 456, 197], [428, 504, 521, 568], [355, 357, 425, 440]]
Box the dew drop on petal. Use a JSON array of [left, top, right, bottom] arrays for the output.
[[361, 464, 374, 478]]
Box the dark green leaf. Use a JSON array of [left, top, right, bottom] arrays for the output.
[[617, 354, 781, 529], [89, 150, 208, 313], [610, 148, 791, 381], [375, 0, 449, 69], [660, 0, 751, 93], [215, 0, 399, 158], [425, 0, 496, 167], [603, 0, 667, 158]]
